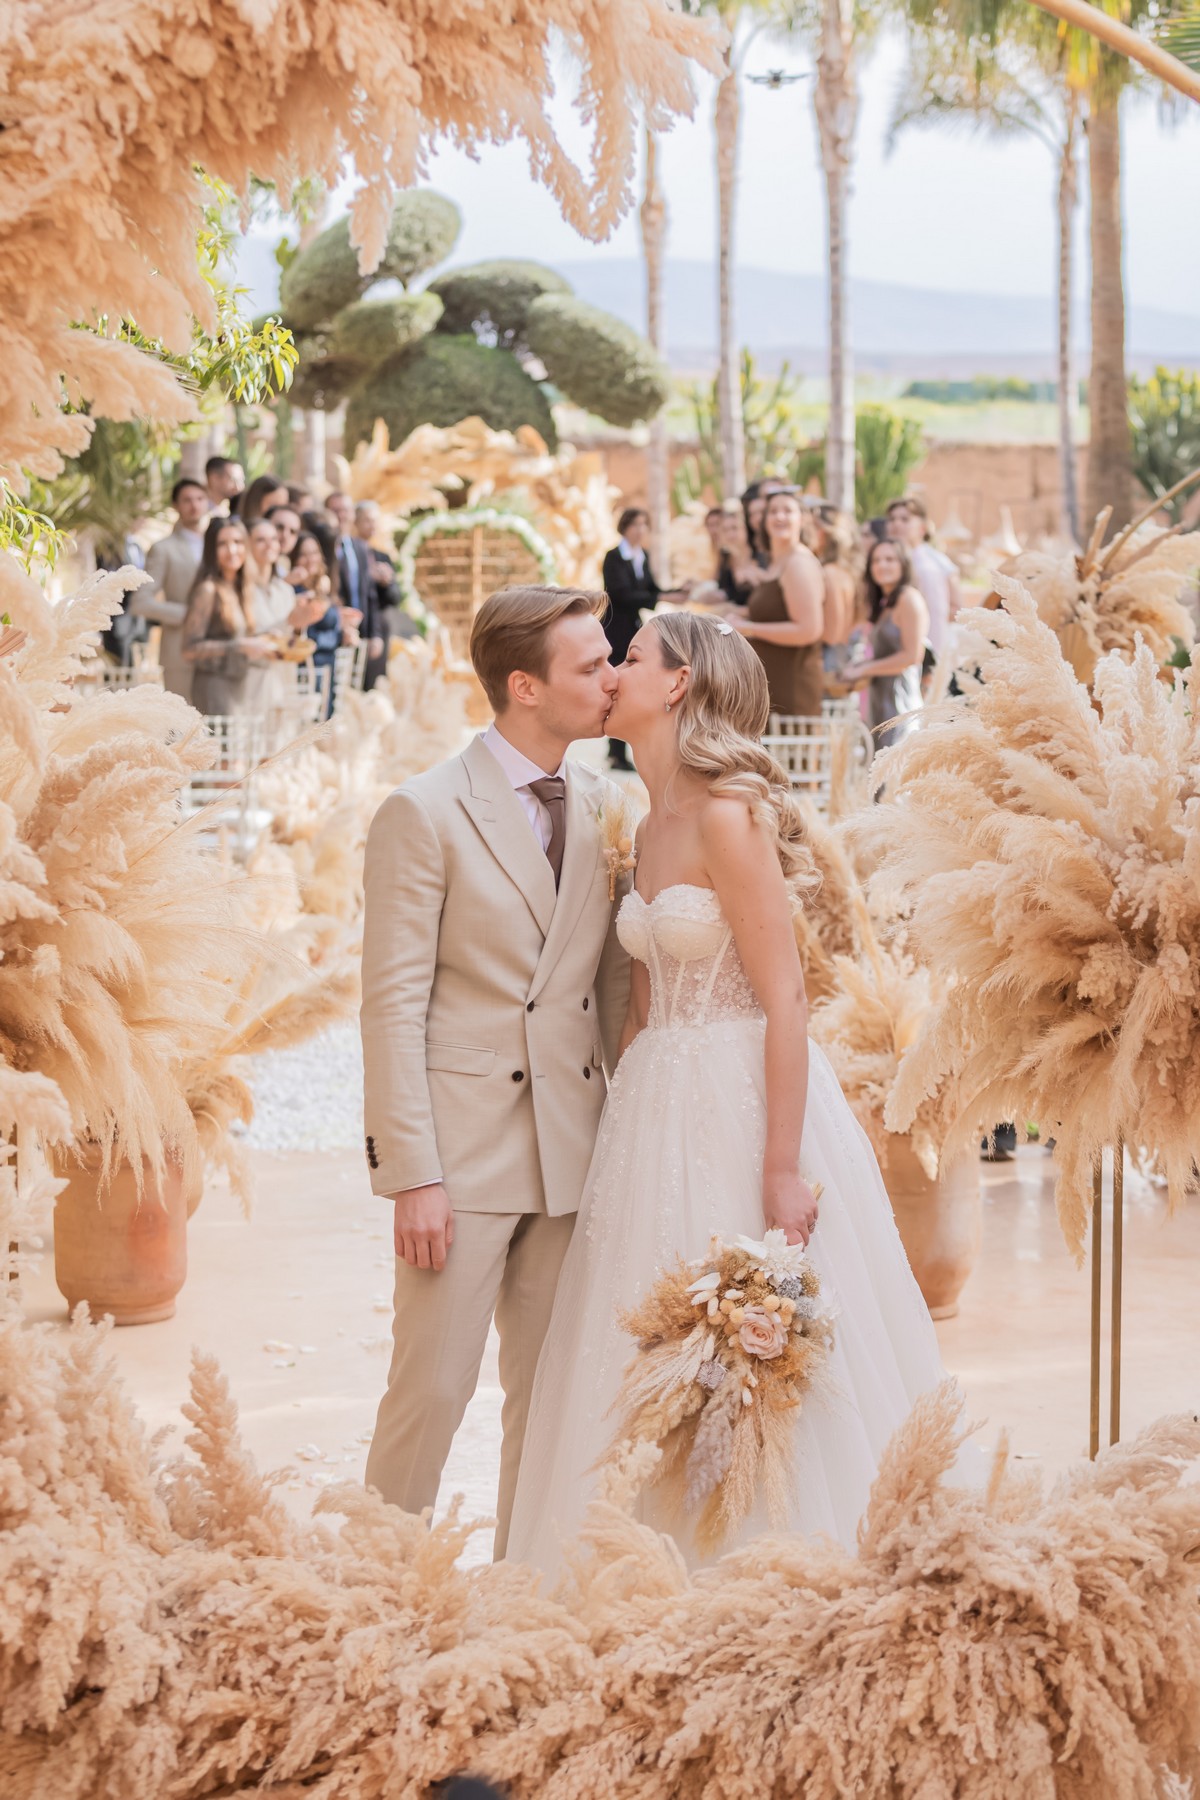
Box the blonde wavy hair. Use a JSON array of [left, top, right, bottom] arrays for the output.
[[649, 611, 819, 907]]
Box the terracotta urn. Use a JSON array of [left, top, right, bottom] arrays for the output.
[[53, 1150, 189, 1325], [883, 1135, 982, 1321]]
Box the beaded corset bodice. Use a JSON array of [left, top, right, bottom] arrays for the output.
[[616, 884, 762, 1030]]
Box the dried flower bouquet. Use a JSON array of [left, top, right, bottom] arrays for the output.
[[862, 578, 1200, 1258], [600, 1225, 834, 1554]]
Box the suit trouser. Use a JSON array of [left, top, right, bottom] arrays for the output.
[[364, 1208, 574, 1560]]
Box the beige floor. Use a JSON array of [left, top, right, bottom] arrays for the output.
[[22, 1143, 1199, 1562]]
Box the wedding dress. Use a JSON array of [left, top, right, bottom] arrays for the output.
[[507, 883, 957, 1577]]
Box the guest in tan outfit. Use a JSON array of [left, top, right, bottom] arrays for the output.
[[360, 585, 632, 1556], [734, 488, 826, 719]]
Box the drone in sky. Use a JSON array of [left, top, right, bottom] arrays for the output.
[[746, 68, 809, 89]]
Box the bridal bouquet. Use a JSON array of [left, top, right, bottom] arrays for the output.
[[602, 1220, 834, 1554]]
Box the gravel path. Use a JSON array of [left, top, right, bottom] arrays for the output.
[[243, 1022, 365, 1154]]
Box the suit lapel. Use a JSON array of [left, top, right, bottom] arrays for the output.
[[530, 764, 602, 1000], [459, 736, 557, 936]]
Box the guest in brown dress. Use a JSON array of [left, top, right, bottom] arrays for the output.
[[733, 489, 826, 718], [182, 517, 278, 716]]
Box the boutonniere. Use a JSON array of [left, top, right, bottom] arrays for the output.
[[598, 798, 638, 901]]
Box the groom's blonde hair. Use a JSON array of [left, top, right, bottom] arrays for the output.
[[470, 584, 606, 712]]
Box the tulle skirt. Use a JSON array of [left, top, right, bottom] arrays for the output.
[[507, 1015, 955, 1577]]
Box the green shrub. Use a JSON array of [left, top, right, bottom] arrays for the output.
[[1128, 367, 1200, 521], [855, 406, 925, 519], [329, 293, 443, 367], [279, 193, 461, 331], [429, 260, 572, 350], [287, 330, 364, 410], [342, 335, 558, 453], [524, 294, 669, 427]]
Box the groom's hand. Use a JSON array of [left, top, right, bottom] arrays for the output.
[[391, 1183, 455, 1271]]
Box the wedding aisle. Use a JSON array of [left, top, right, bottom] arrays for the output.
[[21, 1127, 1200, 1565]]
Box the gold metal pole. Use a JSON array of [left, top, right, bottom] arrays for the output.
[[1089, 1152, 1103, 1460], [1109, 1138, 1124, 1448]]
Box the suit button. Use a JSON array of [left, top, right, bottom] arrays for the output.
[[583, 1066, 591, 1079], [582, 998, 589, 1010], [512, 1070, 525, 1082], [526, 1001, 535, 1012]]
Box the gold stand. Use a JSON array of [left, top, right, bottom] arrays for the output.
[[1088, 1139, 1124, 1459]]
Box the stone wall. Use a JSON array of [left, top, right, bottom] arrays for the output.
[[589, 434, 1089, 545]]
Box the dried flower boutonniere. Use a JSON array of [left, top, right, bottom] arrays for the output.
[[598, 798, 638, 901]]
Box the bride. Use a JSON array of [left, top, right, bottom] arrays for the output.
[[507, 611, 955, 1575]]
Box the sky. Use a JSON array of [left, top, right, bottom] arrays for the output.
[[388, 24, 1200, 311]]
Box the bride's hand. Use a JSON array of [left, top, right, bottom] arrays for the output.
[[763, 1170, 819, 1246]]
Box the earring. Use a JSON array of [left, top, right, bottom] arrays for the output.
[[665, 700, 673, 713]]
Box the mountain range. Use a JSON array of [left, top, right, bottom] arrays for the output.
[[553, 258, 1200, 377]]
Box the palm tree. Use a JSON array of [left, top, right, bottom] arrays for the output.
[[901, 0, 1161, 537], [812, 0, 859, 513], [714, 3, 748, 497], [888, 24, 1083, 541], [640, 126, 672, 573]]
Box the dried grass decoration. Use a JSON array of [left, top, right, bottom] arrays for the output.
[[598, 796, 638, 900], [864, 577, 1200, 1259], [602, 1221, 833, 1554]]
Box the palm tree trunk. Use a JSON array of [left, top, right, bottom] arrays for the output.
[[715, 35, 746, 498], [814, 0, 858, 514], [1085, 84, 1130, 532], [641, 127, 671, 577], [1057, 99, 1080, 544]]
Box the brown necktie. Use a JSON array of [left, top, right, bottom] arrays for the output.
[[528, 776, 566, 888]]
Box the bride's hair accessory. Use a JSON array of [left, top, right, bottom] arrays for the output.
[[598, 1211, 833, 1554], [713, 619, 734, 635], [597, 796, 639, 900]]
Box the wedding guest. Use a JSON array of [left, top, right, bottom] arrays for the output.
[[601, 506, 687, 770], [352, 498, 401, 683], [715, 505, 762, 610], [703, 505, 724, 559], [132, 476, 209, 699], [182, 517, 278, 716], [205, 455, 244, 514], [288, 529, 344, 714], [886, 495, 960, 663], [847, 537, 929, 751], [264, 503, 303, 572], [732, 488, 825, 719], [246, 518, 307, 635], [741, 481, 770, 568], [239, 474, 291, 529], [806, 501, 861, 676], [286, 482, 315, 513], [328, 490, 383, 676]]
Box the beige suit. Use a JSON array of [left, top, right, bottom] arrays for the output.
[[133, 526, 203, 701], [360, 735, 632, 1553]]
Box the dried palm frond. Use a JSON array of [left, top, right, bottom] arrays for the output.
[[860, 578, 1200, 1258], [338, 419, 622, 588], [1000, 493, 1199, 678], [3, 1262, 1199, 1800], [3, 0, 719, 480], [0, 553, 355, 1206]]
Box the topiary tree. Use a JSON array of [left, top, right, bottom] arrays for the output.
[[329, 293, 444, 367], [342, 335, 558, 455], [524, 293, 670, 427], [278, 196, 669, 450], [428, 260, 571, 350], [280, 192, 462, 330]]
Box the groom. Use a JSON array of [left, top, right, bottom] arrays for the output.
[[360, 584, 633, 1555]]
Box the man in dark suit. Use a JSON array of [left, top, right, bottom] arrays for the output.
[[600, 506, 689, 771], [328, 490, 385, 688], [355, 501, 418, 683]]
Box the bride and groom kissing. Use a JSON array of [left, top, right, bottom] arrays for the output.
[[360, 584, 949, 1574]]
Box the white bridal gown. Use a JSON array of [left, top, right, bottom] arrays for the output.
[[507, 883, 955, 1577]]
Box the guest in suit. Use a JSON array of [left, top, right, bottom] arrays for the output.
[[132, 477, 209, 699], [205, 456, 244, 515], [328, 491, 382, 679], [600, 507, 688, 771], [353, 498, 407, 683]]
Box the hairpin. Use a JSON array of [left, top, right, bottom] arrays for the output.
[[714, 620, 734, 635]]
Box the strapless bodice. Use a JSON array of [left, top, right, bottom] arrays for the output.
[[617, 884, 762, 1030]]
